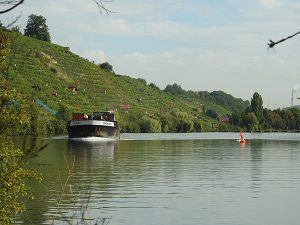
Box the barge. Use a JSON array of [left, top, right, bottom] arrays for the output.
[[68, 111, 120, 139]]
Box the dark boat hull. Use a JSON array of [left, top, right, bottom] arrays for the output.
[[68, 123, 120, 139]]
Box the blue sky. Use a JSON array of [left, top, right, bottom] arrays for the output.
[[1, 0, 300, 108]]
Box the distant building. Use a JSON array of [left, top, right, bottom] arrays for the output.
[[218, 115, 230, 123], [120, 104, 130, 113], [68, 84, 77, 92]]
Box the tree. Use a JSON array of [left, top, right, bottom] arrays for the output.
[[149, 82, 160, 90], [271, 111, 286, 130], [52, 104, 70, 134], [175, 111, 194, 132], [241, 112, 259, 132], [159, 114, 173, 132], [140, 116, 161, 133], [0, 32, 45, 224], [205, 108, 218, 119], [280, 108, 300, 130], [10, 25, 21, 34], [262, 108, 273, 130], [137, 78, 147, 85], [99, 62, 114, 74], [24, 14, 51, 42], [0, 88, 44, 224], [231, 112, 242, 127], [164, 83, 185, 95], [193, 119, 202, 132], [250, 92, 264, 123]]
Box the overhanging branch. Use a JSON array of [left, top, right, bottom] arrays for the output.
[[1, 0, 115, 15], [268, 31, 300, 48], [93, 0, 115, 14], [0, 0, 24, 14]]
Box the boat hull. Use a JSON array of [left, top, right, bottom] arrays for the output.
[[68, 122, 120, 139]]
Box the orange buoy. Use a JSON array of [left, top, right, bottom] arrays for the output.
[[239, 131, 246, 144]]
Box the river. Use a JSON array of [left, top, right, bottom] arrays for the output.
[[19, 132, 300, 225]]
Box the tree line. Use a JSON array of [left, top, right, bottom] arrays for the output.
[[1, 14, 51, 42], [164, 84, 300, 132], [231, 92, 300, 132], [164, 83, 250, 113]]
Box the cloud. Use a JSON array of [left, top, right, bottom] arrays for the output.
[[82, 49, 106, 64], [258, 0, 284, 8], [112, 47, 247, 89]]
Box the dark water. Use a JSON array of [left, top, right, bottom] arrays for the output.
[[19, 133, 300, 225]]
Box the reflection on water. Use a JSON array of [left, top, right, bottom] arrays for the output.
[[68, 139, 118, 162], [19, 133, 300, 225]]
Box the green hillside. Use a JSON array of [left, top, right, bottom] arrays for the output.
[[1, 29, 247, 134]]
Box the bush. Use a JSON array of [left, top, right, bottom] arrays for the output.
[[50, 67, 57, 74], [140, 116, 161, 133]]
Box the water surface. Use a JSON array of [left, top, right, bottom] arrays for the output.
[[20, 133, 300, 225]]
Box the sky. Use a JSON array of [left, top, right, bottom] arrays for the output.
[[1, 0, 300, 108]]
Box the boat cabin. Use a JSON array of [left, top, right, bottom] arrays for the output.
[[92, 112, 116, 121], [71, 111, 116, 122]]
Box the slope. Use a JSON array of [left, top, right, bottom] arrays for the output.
[[1, 29, 241, 133]]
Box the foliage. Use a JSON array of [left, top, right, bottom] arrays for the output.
[[250, 92, 264, 123], [0, 88, 43, 224], [24, 14, 51, 42], [0, 32, 10, 75], [231, 112, 241, 127], [0, 34, 41, 223], [193, 119, 203, 132], [266, 109, 286, 130], [218, 123, 236, 132], [214, 91, 248, 113], [136, 78, 147, 85], [174, 111, 194, 132], [140, 116, 161, 133], [149, 82, 160, 90], [159, 114, 174, 133], [205, 108, 218, 119], [1, 32, 48, 224], [98, 62, 114, 74], [50, 67, 57, 74], [28, 104, 40, 135], [164, 83, 185, 95], [241, 112, 259, 132], [164, 85, 249, 113], [118, 111, 143, 133], [232, 91, 300, 132], [10, 26, 21, 34], [52, 104, 70, 134]]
